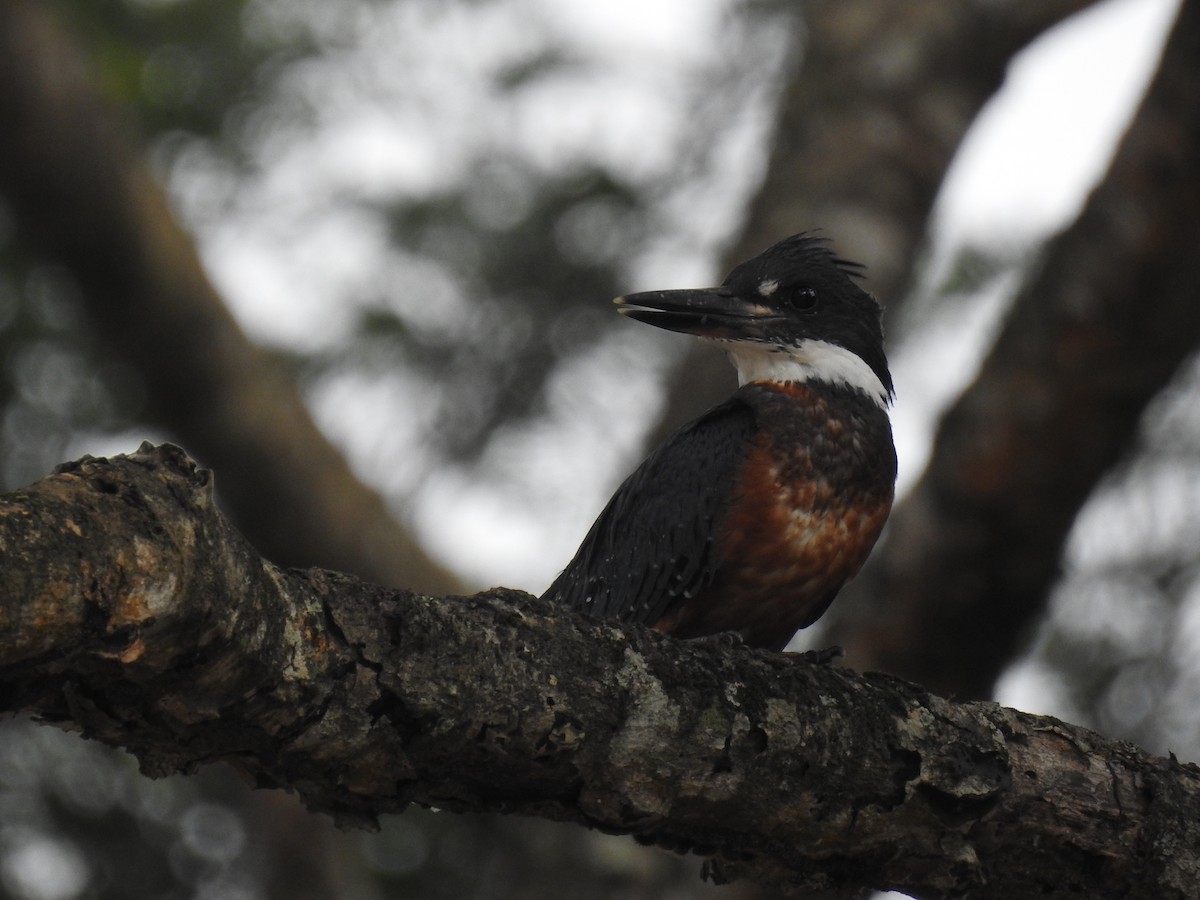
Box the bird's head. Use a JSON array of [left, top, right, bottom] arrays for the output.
[[615, 234, 893, 407]]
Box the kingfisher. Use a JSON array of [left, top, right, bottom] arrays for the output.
[[542, 233, 896, 652]]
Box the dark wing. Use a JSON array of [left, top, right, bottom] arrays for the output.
[[542, 396, 756, 627]]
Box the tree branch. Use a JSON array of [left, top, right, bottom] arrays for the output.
[[2, 445, 1198, 898]]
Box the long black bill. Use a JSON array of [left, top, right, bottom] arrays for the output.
[[614, 288, 783, 341]]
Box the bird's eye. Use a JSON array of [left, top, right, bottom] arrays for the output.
[[787, 286, 818, 311]]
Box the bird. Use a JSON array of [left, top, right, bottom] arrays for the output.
[[542, 233, 896, 652]]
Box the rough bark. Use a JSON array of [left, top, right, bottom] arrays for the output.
[[2, 444, 1199, 899], [0, 0, 458, 593], [827, 0, 1200, 698]]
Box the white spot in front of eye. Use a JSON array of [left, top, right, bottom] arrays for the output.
[[758, 279, 779, 296]]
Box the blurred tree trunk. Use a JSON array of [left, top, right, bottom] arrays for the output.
[[0, 0, 459, 594], [827, 0, 1200, 698], [646, 0, 1097, 447]]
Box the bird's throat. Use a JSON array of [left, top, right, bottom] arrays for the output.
[[723, 339, 891, 409]]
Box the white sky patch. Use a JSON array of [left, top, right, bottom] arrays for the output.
[[291, 112, 446, 199], [1168, 583, 1200, 713], [536, 0, 730, 64], [1064, 457, 1200, 571], [888, 270, 1020, 495], [207, 207, 387, 349], [0, 833, 90, 900], [308, 366, 447, 491], [418, 325, 673, 590], [933, 0, 1180, 246], [995, 658, 1084, 720], [508, 74, 683, 179]]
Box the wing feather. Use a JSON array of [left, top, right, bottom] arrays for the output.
[[543, 397, 756, 627]]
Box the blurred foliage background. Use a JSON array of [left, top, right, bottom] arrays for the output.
[[1, 0, 1198, 897]]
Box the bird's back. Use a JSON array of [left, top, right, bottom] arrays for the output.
[[542, 395, 756, 629]]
